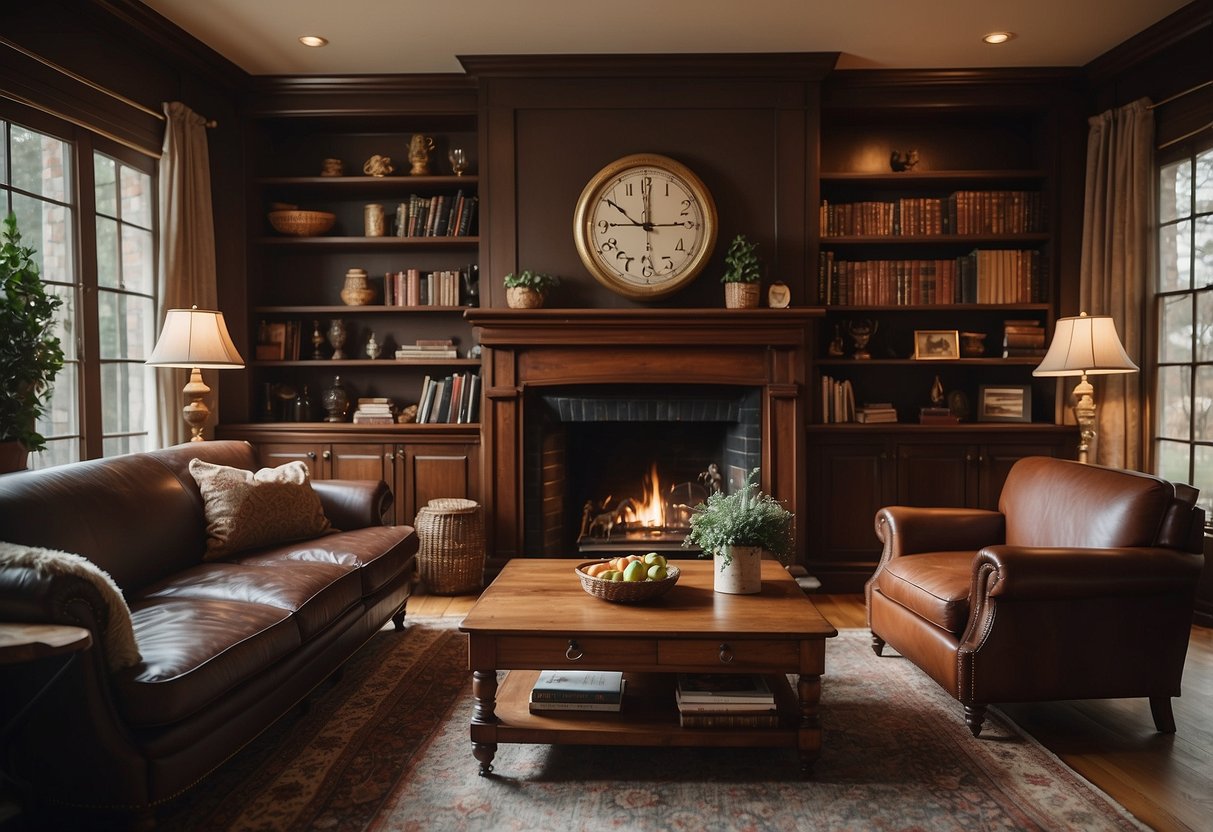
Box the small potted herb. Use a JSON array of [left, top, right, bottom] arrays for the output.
[[721, 234, 761, 308], [503, 270, 560, 308]]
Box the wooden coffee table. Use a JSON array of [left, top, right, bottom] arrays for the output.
[[459, 558, 837, 775]]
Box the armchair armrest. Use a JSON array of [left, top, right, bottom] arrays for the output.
[[875, 506, 1005, 558], [974, 545, 1204, 600], [312, 479, 393, 529]]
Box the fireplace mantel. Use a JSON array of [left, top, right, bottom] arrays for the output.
[[468, 308, 821, 567]]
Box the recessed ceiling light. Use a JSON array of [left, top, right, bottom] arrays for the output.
[[983, 32, 1015, 45], [299, 35, 329, 48]]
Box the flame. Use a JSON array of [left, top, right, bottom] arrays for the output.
[[619, 462, 665, 528]]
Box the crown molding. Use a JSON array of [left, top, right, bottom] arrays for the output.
[[1084, 0, 1212, 83]]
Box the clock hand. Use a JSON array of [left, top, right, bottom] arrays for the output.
[[604, 199, 643, 226]]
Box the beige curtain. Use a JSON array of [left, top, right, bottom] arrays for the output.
[[1079, 98, 1154, 470], [155, 102, 217, 448]]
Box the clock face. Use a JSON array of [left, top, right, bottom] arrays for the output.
[[573, 154, 718, 300]]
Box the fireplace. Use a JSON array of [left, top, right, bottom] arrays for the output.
[[468, 308, 820, 569], [524, 385, 762, 555]]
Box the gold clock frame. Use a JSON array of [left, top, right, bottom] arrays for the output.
[[572, 153, 718, 300]]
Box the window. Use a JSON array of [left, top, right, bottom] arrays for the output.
[[0, 108, 158, 468], [1154, 144, 1212, 517]]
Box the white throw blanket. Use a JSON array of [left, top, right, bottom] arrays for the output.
[[0, 541, 141, 671]]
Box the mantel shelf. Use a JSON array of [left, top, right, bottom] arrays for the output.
[[820, 303, 1050, 312], [250, 359, 481, 368], [257, 175, 478, 188], [254, 305, 471, 314], [820, 170, 1048, 185], [257, 236, 478, 248], [820, 233, 1049, 246], [816, 357, 1044, 367]]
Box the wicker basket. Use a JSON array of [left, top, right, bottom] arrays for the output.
[[267, 209, 336, 237], [575, 560, 680, 604], [414, 498, 486, 594]]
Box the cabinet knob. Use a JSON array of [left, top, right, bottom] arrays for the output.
[[965, 453, 974, 463], [385, 451, 395, 462], [565, 639, 584, 662], [306, 451, 316, 460], [322, 450, 332, 461], [718, 643, 735, 664]]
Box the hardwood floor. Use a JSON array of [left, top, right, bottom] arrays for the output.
[[412, 589, 1212, 832]]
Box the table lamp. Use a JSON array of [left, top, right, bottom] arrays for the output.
[[1032, 312, 1138, 464], [147, 306, 244, 442]]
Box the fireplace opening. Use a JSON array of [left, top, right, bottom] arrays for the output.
[[523, 385, 761, 556]]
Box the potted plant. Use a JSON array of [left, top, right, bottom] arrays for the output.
[[0, 213, 64, 472], [721, 234, 761, 308], [682, 468, 793, 594], [503, 270, 560, 308]]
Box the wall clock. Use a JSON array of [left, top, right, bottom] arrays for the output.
[[573, 153, 718, 300]]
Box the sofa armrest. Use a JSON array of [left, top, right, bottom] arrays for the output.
[[875, 506, 1005, 558], [0, 565, 110, 636], [974, 545, 1204, 600], [312, 479, 393, 529]]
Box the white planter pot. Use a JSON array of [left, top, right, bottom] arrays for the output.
[[713, 545, 763, 594]]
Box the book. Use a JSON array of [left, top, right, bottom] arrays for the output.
[[530, 670, 624, 703], [675, 692, 779, 713], [528, 700, 622, 713], [675, 674, 774, 704], [856, 410, 898, 423], [678, 711, 781, 729]]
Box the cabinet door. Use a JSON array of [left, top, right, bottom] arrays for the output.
[[976, 442, 1066, 510], [807, 440, 894, 566], [329, 443, 390, 481], [256, 442, 330, 479], [896, 442, 974, 508], [397, 442, 480, 523]]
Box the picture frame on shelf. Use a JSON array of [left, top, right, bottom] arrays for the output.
[[978, 385, 1032, 423], [912, 330, 960, 360]]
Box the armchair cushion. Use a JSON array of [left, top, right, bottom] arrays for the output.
[[876, 551, 974, 634]]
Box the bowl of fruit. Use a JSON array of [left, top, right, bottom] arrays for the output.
[[576, 553, 680, 603]]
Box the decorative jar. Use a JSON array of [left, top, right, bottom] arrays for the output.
[[341, 268, 374, 306]]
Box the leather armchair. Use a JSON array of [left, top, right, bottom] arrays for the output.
[[866, 456, 1205, 736]]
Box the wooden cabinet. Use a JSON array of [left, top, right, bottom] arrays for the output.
[[805, 425, 1076, 592]]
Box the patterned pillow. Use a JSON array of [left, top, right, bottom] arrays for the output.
[[189, 458, 331, 560]]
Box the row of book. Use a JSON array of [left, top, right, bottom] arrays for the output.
[[819, 190, 1045, 237], [821, 375, 856, 424], [393, 191, 477, 238], [527, 671, 780, 729], [254, 319, 304, 361], [415, 371, 480, 424], [817, 249, 1045, 306], [1002, 319, 1047, 358], [383, 268, 468, 307]]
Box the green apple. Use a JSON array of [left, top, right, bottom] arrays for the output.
[[642, 552, 667, 568], [622, 561, 648, 582], [647, 564, 668, 581], [600, 570, 621, 582]]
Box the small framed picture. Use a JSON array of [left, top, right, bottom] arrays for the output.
[[913, 330, 960, 360], [978, 385, 1032, 423]]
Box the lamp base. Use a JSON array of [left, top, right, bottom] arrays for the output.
[[182, 368, 211, 442], [1072, 372, 1096, 465]]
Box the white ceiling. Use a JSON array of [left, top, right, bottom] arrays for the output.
[[139, 0, 1189, 76]]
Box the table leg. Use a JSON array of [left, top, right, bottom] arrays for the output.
[[471, 669, 498, 775], [797, 672, 823, 773]]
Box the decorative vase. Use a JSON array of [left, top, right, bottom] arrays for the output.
[[713, 545, 763, 595], [311, 320, 326, 359], [322, 375, 350, 422], [328, 319, 347, 359], [506, 286, 544, 309], [724, 282, 759, 309], [365, 331, 381, 359], [341, 268, 375, 306]]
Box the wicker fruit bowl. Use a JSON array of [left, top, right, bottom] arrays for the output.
[[267, 209, 336, 237], [575, 560, 680, 604]]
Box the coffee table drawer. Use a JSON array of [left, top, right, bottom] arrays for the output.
[[658, 639, 798, 668], [497, 636, 656, 667]]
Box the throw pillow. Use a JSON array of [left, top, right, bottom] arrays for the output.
[[189, 458, 331, 560], [0, 541, 142, 671]]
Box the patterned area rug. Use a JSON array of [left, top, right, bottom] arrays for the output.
[[159, 620, 1146, 832]]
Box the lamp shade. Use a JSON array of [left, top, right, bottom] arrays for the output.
[[147, 307, 244, 369], [1032, 313, 1138, 377]]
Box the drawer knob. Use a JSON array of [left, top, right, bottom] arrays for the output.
[[565, 639, 584, 661], [718, 643, 734, 664]]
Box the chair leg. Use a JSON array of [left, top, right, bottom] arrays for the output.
[[1149, 696, 1176, 733], [870, 634, 885, 657], [963, 703, 987, 737], [392, 599, 408, 631]]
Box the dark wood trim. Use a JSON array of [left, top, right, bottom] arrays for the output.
[[1084, 0, 1213, 83], [244, 74, 478, 119], [458, 53, 839, 79], [822, 68, 1085, 109]]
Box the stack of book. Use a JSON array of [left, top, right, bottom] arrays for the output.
[[856, 403, 897, 423], [351, 397, 396, 424], [395, 338, 459, 361], [1002, 319, 1047, 358], [528, 670, 624, 713], [674, 673, 778, 728], [919, 406, 959, 425]]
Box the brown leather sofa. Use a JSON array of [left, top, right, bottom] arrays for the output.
[[866, 456, 1204, 737], [0, 440, 417, 826]]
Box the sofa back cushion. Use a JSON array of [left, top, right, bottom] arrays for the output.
[[1000, 456, 1175, 549]]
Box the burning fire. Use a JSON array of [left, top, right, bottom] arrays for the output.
[[618, 462, 666, 528]]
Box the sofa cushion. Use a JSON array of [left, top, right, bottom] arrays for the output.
[[190, 459, 331, 560], [877, 551, 974, 635], [117, 597, 300, 727], [133, 560, 362, 641], [235, 526, 417, 598]]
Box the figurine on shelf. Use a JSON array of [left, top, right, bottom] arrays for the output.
[[362, 154, 394, 177], [311, 320, 326, 360], [328, 319, 347, 360], [827, 324, 845, 357], [365, 331, 382, 360], [320, 157, 343, 177], [930, 374, 945, 407], [408, 134, 435, 175], [397, 404, 418, 424], [890, 149, 920, 172], [846, 319, 878, 360]]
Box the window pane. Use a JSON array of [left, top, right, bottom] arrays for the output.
[[1199, 289, 1213, 362], [119, 165, 152, 229], [11, 195, 74, 284], [49, 283, 76, 361], [94, 155, 117, 216], [1156, 439, 1191, 487], [101, 361, 151, 435], [121, 225, 154, 294], [10, 126, 69, 202], [1197, 148, 1213, 215], [1196, 214, 1213, 289], [29, 438, 78, 471], [1196, 366, 1213, 443], [103, 435, 146, 458], [0, 120, 7, 183], [1195, 444, 1213, 516], [1159, 295, 1193, 363], [98, 291, 154, 360], [96, 216, 120, 288], [1159, 159, 1190, 224], [1156, 365, 1191, 440], [36, 361, 78, 441], [1159, 219, 1192, 293]]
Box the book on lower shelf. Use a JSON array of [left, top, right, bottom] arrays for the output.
[[678, 711, 781, 729], [675, 673, 774, 705], [919, 406, 960, 425], [856, 403, 897, 424], [529, 670, 624, 704]]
